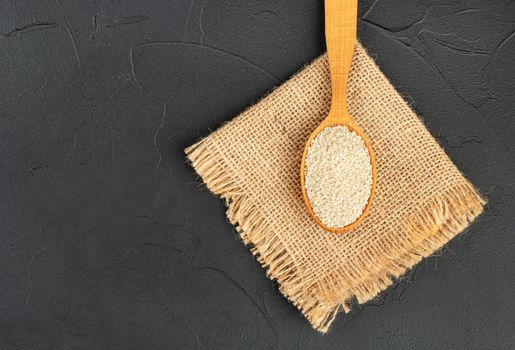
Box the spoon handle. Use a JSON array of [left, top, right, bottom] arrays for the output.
[[325, 0, 358, 122]]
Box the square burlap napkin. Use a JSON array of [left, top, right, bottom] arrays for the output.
[[186, 42, 485, 333]]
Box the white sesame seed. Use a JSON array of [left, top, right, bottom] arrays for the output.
[[305, 125, 373, 229]]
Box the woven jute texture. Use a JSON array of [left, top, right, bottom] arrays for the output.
[[186, 42, 485, 333]]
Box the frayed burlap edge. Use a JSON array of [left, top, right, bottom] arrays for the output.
[[186, 135, 485, 333], [186, 138, 339, 331], [314, 183, 485, 312]]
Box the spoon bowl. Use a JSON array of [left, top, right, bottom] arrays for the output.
[[300, 114, 377, 234]]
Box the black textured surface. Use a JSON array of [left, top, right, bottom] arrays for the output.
[[1, 1, 514, 349]]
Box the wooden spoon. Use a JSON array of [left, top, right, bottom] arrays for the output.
[[300, 0, 377, 234]]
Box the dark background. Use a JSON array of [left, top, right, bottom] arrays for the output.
[[1, 0, 514, 349]]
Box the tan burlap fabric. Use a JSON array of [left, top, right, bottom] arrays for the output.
[[186, 42, 485, 333]]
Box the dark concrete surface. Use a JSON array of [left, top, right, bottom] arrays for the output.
[[1, 0, 514, 349]]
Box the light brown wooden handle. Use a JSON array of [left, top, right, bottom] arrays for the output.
[[325, 0, 358, 120]]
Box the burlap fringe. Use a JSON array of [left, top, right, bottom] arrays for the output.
[[185, 138, 485, 333]]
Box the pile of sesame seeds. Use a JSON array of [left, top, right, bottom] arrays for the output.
[[305, 125, 373, 229]]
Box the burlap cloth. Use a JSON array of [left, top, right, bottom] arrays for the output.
[[186, 42, 485, 333]]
